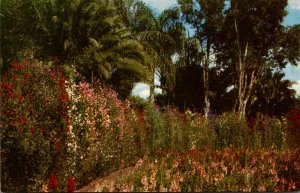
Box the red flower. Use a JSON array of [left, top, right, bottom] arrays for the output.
[[11, 60, 20, 67], [53, 56, 60, 65], [31, 127, 35, 135], [179, 157, 185, 165], [2, 71, 8, 79], [13, 74, 17, 81], [67, 176, 75, 192], [55, 140, 63, 153], [43, 99, 49, 105], [286, 109, 300, 128], [18, 96, 24, 104], [11, 60, 24, 71], [65, 115, 70, 132], [10, 92, 18, 99], [48, 174, 59, 192], [3, 82, 10, 92], [23, 117, 27, 125]]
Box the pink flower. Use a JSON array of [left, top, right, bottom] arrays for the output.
[[41, 184, 48, 192], [79, 82, 90, 89]]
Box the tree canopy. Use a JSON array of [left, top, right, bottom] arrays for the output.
[[1, 0, 299, 117]]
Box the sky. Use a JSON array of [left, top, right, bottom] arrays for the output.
[[132, 0, 300, 99]]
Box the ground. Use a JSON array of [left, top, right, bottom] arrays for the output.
[[76, 166, 136, 192]]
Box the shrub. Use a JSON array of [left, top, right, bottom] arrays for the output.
[[251, 115, 288, 150], [1, 59, 71, 191], [185, 109, 217, 149], [214, 113, 249, 148], [285, 109, 300, 148]]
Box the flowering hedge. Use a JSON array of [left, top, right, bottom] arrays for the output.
[[0, 60, 140, 191], [1, 59, 71, 191]]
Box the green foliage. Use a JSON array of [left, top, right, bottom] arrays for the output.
[[214, 113, 249, 148], [1, 0, 148, 84], [249, 71, 297, 117], [251, 114, 288, 150], [0, 0, 42, 66], [1, 0, 300, 190]]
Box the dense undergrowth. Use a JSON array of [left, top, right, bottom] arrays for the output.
[[1, 60, 299, 192]]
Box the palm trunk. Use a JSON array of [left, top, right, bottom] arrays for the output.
[[149, 71, 155, 103]]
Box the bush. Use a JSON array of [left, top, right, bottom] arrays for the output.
[[185, 109, 217, 149], [214, 113, 249, 148], [1, 59, 71, 191], [285, 109, 300, 148], [251, 115, 288, 150]]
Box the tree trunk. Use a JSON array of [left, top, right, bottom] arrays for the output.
[[234, 18, 252, 119], [149, 71, 155, 103], [234, 17, 258, 119], [203, 50, 210, 117]]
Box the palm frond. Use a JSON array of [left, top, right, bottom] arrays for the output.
[[116, 57, 148, 80]]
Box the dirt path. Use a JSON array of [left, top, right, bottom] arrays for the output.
[[75, 166, 136, 192]]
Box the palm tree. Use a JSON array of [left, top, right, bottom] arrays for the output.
[[31, 0, 148, 82], [249, 70, 297, 117], [124, 0, 185, 102]]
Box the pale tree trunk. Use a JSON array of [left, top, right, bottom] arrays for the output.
[[203, 43, 210, 118], [234, 18, 257, 119]]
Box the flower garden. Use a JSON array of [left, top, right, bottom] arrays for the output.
[[1, 59, 300, 192]]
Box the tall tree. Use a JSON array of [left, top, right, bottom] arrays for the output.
[[178, 0, 225, 117], [217, 0, 299, 118], [173, 37, 204, 111], [123, 1, 185, 102], [155, 7, 186, 99]]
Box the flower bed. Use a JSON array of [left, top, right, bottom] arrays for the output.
[[109, 148, 300, 192]]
